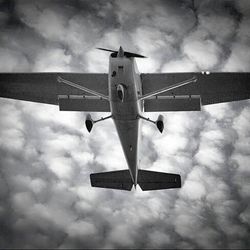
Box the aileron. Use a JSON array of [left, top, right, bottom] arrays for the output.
[[198, 73, 250, 105]]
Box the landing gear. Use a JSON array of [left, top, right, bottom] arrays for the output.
[[85, 114, 112, 133], [137, 114, 164, 133], [156, 115, 164, 133]]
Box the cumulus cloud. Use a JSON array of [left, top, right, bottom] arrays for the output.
[[0, 0, 250, 249], [224, 43, 250, 71], [161, 57, 198, 72], [33, 48, 72, 72], [183, 30, 222, 70], [0, 48, 29, 72]]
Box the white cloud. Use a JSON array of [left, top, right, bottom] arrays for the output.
[[67, 221, 97, 238], [0, 48, 29, 72], [86, 48, 109, 73], [224, 43, 250, 71], [161, 57, 198, 72], [0, 0, 250, 249], [183, 32, 222, 69], [240, 205, 250, 225], [33, 48, 71, 72], [147, 230, 170, 248], [46, 157, 73, 179], [199, 12, 237, 42], [181, 179, 206, 200], [12, 192, 35, 214], [204, 102, 234, 120], [233, 104, 250, 137], [108, 224, 135, 247]]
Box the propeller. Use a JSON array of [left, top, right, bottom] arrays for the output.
[[97, 46, 146, 58]]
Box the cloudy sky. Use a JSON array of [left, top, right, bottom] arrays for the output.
[[0, 0, 250, 248]]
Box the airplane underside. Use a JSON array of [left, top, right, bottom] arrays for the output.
[[89, 47, 183, 191], [1, 46, 249, 191], [88, 115, 182, 191], [114, 119, 139, 185]]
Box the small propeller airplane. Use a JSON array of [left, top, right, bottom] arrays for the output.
[[0, 46, 250, 191]]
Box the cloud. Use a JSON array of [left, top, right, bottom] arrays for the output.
[[198, 12, 238, 43], [0, 48, 29, 72], [0, 0, 250, 249], [161, 57, 198, 72], [183, 31, 222, 70], [224, 43, 250, 71], [33, 48, 72, 72]]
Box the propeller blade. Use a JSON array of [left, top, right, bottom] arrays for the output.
[[97, 48, 117, 53], [124, 52, 147, 58], [97, 47, 146, 58]]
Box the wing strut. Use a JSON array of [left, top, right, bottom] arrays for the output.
[[57, 76, 109, 101], [139, 76, 197, 101]]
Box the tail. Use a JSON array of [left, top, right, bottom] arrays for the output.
[[138, 169, 181, 191], [90, 169, 181, 191], [90, 170, 133, 191]]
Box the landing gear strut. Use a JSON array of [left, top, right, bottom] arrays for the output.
[[137, 114, 164, 133], [85, 114, 112, 132]]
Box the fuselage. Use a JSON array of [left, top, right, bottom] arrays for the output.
[[108, 54, 142, 185]]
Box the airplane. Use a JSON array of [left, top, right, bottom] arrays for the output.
[[0, 46, 250, 191]]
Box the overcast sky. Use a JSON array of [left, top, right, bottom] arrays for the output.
[[0, 0, 250, 248]]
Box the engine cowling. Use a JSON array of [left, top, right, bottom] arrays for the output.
[[156, 115, 164, 133], [85, 114, 93, 132]]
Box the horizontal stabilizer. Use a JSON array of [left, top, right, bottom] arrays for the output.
[[138, 170, 181, 191], [90, 170, 133, 191]]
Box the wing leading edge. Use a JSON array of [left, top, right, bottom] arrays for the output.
[[1, 72, 249, 113], [141, 73, 250, 112], [0, 73, 110, 112]]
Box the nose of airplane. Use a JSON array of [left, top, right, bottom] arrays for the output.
[[117, 46, 124, 57]]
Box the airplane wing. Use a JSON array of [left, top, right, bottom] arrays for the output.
[[141, 73, 250, 112], [0, 73, 110, 112]]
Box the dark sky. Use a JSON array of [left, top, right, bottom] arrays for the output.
[[0, 0, 250, 248]]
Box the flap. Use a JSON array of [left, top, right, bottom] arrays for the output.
[[59, 96, 110, 112], [144, 95, 201, 112]]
